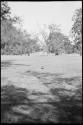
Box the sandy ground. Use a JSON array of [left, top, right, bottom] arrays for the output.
[[1, 54, 82, 101], [1, 54, 82, 74], [1, 54, 82, 123]]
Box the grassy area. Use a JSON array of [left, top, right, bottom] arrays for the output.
[[1, 54, 82, 123]]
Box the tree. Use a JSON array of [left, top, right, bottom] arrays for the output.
[[1, 2, 56, 55], [64, 41, 74, 54], [23, 32, 41, 53], [47, 24, 71, 55], [1, 1, 21, 23], [71, 8, 82, 55], [1, 20, 22, 48], [48, 24, 61, 34], [39, 24, 72, 55], [39, 24, 61, 53], [1, 1, 11, 20], [1, 1, 25, 55]]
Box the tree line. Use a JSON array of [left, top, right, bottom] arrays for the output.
[[1, 2, 82, 55]]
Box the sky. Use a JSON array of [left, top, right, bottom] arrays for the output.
[[8, 1, 82, 37]]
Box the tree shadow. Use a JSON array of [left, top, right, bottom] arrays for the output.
[[1, 75, 82, 123], [14, 64, 31, 66], [50, 76, 82, 123], [1, 85, 33, 123], [1, 61, 13, 69]]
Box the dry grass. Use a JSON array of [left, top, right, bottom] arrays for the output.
[[1, 54, 82, 123]]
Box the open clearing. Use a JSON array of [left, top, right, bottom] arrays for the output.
[[1, 54, 82, 123]]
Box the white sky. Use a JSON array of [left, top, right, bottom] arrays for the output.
[[8, 1, 82, 36]]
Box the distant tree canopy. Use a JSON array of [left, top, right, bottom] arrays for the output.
[[1, 1, 40, 55], [1, 20, 40, 55], [47, 30, 73, 54], [40, 24, 73, 55], [1, 2, 81, 55], [71, 8, 82, 55]]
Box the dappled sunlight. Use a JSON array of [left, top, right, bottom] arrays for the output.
[[1, 1, 82, 123], [1, 55, 82, 123], [1, 72, 82, 123]]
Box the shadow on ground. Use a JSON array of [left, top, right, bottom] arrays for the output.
[[1, 61, 13, 69], [1, 74, 82, 123], [1, 61, 31, 69]]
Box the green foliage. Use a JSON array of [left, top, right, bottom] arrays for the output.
[[1, 2, 40, 55], [40, 24, 73, 55], [64, 42, 74, 54], [48, 24, 61, 33], [71, 8, 82, 55], [1, 1, 21, 23], [72, 8, 82, 38], [1, 1, 11, 20], [1, 2, 78, 55], [47, 24, 72, 54]]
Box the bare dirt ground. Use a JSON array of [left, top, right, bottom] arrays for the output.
[[1, 54, 82, 123]]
